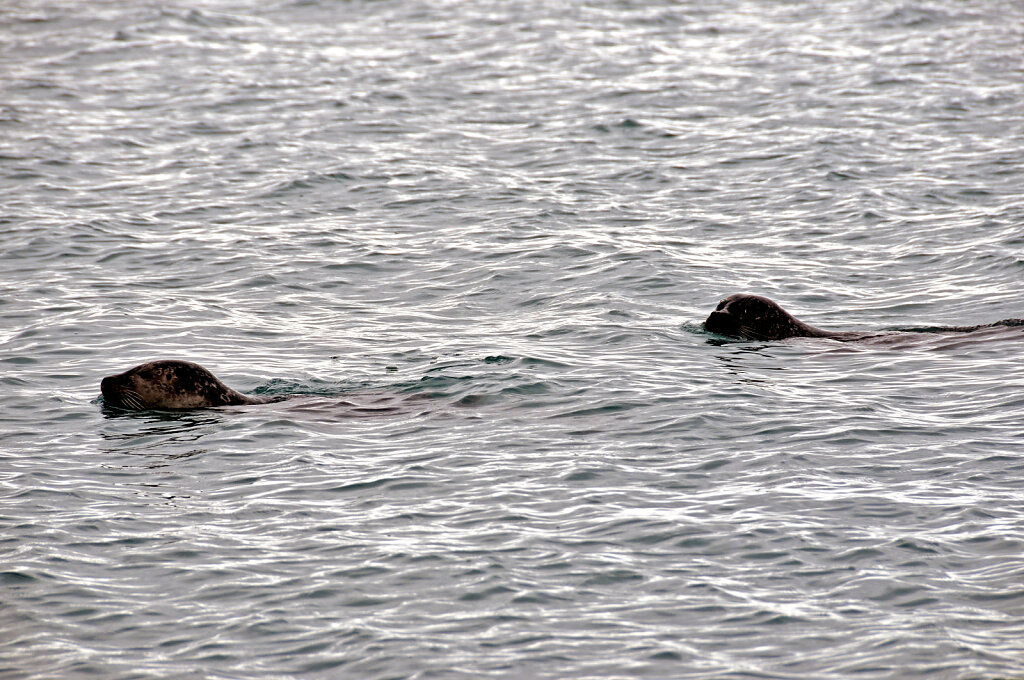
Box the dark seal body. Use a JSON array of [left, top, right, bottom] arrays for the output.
[[704, 294, 862, 341], [704, 294, 1023, 342], [101, 360, 276, 410]]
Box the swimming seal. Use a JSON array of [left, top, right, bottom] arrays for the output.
[[704, 294, 1024, 342], [101, 360, 279, 411], [704, 294, 864, 341]]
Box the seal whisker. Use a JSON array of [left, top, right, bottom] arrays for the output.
[[107, 388, 144, 410], [736, 323, 771, 342]]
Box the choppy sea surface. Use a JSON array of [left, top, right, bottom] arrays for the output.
[[3, 1, 1024, 678]]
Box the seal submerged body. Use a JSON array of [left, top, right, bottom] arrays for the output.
[[101, 360, 278, 411], [704, 294, 1023, 342]]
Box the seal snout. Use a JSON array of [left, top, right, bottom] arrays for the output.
[[704, 309, 738, 336], [100, 373, 137, 409]]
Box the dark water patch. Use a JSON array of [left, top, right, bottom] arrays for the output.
[[0, 570, 39, 584]]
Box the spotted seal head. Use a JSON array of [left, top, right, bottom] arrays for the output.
[[704, 294, 857, 341], [101, 360, 276, 410]]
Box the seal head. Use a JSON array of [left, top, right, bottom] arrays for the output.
[[101, 360, 273, 411], [705, 294, 851, 341]]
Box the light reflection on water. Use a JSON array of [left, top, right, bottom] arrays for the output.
[[3, 0, 1024, 678]]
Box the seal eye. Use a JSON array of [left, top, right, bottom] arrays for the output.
[[716, 300, 727, 311]]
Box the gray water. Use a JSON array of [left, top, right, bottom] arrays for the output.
[[3, 1, 1024, 678]]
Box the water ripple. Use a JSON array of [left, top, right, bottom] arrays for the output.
[[3, 0, 1024, 678]]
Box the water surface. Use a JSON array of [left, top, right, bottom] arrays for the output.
[[3, 0, 1024, 677]]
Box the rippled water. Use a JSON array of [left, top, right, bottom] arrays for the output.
[[3, 0, 1024, 677]]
